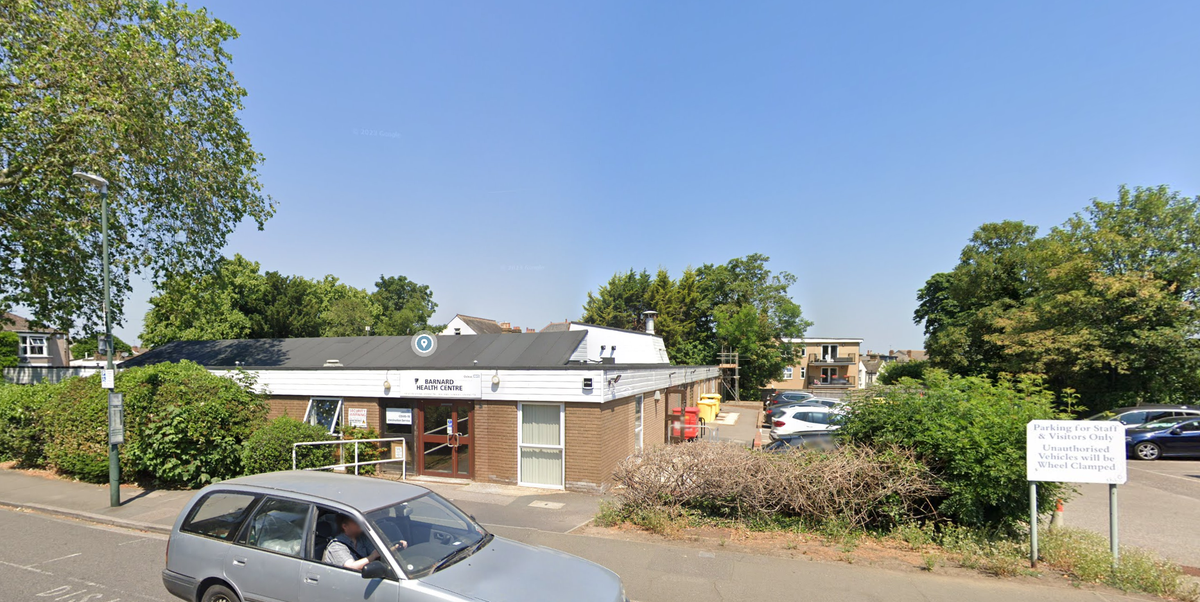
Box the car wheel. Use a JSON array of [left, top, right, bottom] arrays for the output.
[[202, 584, 239, 602], [1134, 442, 1161, 461]]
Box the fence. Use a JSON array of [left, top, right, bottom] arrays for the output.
[[3, 366, 102, 385], [292, 437, 408, 479]]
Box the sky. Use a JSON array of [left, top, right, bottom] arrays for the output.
[[105, 1, 1200, 352]]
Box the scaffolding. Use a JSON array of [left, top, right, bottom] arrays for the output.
[[717, 347, 740, 402]]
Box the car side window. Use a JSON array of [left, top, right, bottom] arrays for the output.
[[1179, 421, 1200, 433], [243, 497, 312, 557], [181, 491, 260, 541], [1145, 411, 1175, 422], [1118, 411, 1147, 425]]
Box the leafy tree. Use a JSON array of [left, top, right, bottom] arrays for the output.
[[372, 275, 437, 335], [0, 0, 273, 334], [581, 254, 809, 397], [141, 255, 262, 346], [876, 359, 929, 385], [0, 331, 18, 368], [322, 296, 379, 337], [246, 272, 321, 338], [69, 331, 132, 359], [916, 186, 1200, 410]]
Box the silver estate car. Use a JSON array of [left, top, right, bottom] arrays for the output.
[[162, 471, 626, 602]]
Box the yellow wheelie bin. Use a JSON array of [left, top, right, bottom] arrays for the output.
[[697, 394, 722, 424]]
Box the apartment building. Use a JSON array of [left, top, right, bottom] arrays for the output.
[[768, 337, 865, 394]]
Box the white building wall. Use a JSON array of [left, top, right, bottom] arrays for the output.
[[568, 324, 669, 364]]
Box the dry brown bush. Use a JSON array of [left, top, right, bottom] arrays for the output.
[[611, 441, 941, 529]]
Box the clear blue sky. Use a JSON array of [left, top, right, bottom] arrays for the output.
[[110, 1, 1200, 352]]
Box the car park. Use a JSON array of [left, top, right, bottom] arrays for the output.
[[1126, 417, 1200, 461], [766, 391, 814, 407], [163, 471, 626, 602], [761, 431, 837, 452], [1086, 404, 1200, 426], [770, 406, 841, 440]]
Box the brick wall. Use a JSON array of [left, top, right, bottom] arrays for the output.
[[266, 395, 381, 432], [473, 401, 518, 485]]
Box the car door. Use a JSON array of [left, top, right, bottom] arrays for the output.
[[226, 496, 312, 602], [300, 507, 404, 602], [1166, 420, 1200, 456]]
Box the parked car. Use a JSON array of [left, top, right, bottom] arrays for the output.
[[1086, 404, 1200, 427], [1126, 417, 1200, 461], [770, 406, 841, 440], [761, 431, 837, 452], [163, 471, 626, 602], [767, 391, 814, 406]]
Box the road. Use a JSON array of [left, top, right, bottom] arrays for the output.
[[0, 506, 1159, 602], [1066, 459, 1200, 568]]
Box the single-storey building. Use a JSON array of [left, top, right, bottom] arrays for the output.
[[123, 329, 720, 492]]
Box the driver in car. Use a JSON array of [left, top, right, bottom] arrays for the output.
[[323, 514, 407, 571]]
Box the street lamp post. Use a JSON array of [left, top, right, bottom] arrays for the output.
[[73, 171, 119, 508]]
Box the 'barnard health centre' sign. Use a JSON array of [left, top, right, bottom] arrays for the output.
[[1026, 420, 1127, 485], [398, 372, 483, 399]]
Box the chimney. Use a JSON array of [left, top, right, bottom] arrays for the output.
[[500, 322, 511, 330], [642, 310, 658, 335], [526, 327, 535, 333]]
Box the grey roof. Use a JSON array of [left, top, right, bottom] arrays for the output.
[[454, 314, 506, 334], [540, 321, 571, 332], [2, 312, 63, 334], [120, 331, 589, 370], [222, 471, 427, 510]]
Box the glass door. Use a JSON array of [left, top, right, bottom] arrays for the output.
[[418, 401, 473, 478]]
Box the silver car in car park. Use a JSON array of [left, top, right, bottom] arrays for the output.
[[163, 471, 627, 602]]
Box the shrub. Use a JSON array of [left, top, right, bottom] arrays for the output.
[[876, 359, 928, 385], [0, 331, 18, 369], [610, 440, 940, 530], [837, 369, 1068, 530], [40, 362, 268, 486], [0, 381, 58, 466], [120, 363, 268, 486], [1041, 527, 1199, 599], [339, 426, 382, 475], [242, 416, 335, 475]]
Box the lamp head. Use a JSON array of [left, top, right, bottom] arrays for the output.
[[72, 171, 109, 191]]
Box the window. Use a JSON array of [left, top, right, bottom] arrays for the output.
[[820, 367, 839, 383], [821, 344, 839, 360], [366, 493, 486, 579], [19, 335, 47, 357], [306, 398, 343, 433], [453, 328, 461, 335], [1178, 420, 1200, 432], [635, 394, 644, 452], [181, 491, 260, 541], [783, 367, 793, 380], [1118, 411, 1147, 425], [800, 366, 806, 380], [519, 403, 565, 488], [244, 497, 311, 557]]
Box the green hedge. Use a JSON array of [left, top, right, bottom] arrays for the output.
[[39, 362, 267, 486], [0, 331, 18, 369], [241, 416, 336, 475], [0, 381, 58, 466], [838, 369, 1069, 531]]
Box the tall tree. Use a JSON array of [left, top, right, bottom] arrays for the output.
[[580, 254, 809, 397], [372, 275, 437, 336], [0, 0, 274, 333], [916, 186, 1200, 410]]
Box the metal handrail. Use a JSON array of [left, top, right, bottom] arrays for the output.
[[292, 436, 407, 479]]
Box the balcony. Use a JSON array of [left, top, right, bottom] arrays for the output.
[[810, 375, 856, 388], [808, 353, 857, 365]]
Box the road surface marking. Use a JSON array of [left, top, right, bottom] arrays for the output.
[[528, 500, 565, 510], [28, 553, 81, 567], [0, 559, 53, 574]]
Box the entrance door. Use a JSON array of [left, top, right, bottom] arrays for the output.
[[417, 401, 473, 478]]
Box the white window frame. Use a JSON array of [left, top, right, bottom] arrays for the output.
[[800, 366, 806, 380], [821, 367, 838, 383], [517, 402, 565, 490], [634, 394, 644, 453], [304, 397, 344, 434], [822, 344, 839, 360], [453, 328, 461, 335], [783, 366, 793, 380], [19, 334, 48, 357]]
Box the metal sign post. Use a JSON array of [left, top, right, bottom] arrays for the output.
[[1026, 420, 1126, 569]]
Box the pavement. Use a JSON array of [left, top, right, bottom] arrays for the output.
[[1065, 459, 1200, 569], [715, 401, 764, 447]]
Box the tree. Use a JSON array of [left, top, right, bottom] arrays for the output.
[[876, 359, 928, 385], [140, 255, 262, 347], [581, 254, 810, 397], [69, 331, 132, 358], [372, 275, 437, 335], [0, 331, 18, 368], [245, 272, 321, 338], [916, 186, 1200, 411], [321, 296, 379, 337], [0, 0, 274, 334]]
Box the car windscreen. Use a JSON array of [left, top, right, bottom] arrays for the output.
[[367, 492, 489, 579]]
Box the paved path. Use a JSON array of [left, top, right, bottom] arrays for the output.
[[715, 402, 764, 447], [1066, 459, 1200, 569]]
